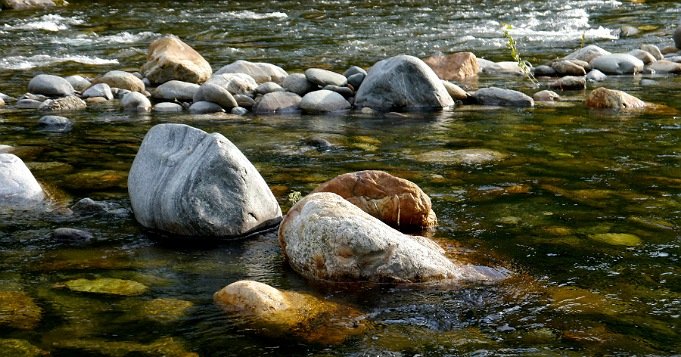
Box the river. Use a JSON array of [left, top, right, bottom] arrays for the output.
[[0, 0, 680, 355]]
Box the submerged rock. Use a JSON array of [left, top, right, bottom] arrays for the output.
[[0, 154, 45, 208], [214, 280, 368, 344], [38, 115, 72, 132], [128, 123, 282, 237], [0, 338, 47, 356], [589, 233, 642, 246], [141, 35, 212, 84], [61, 278, 148, 296], [414, 148, 507, 165], [472, 87, 534, 107], [216, 60, 288, 84], [299, 89, 351, 113], [0, 291, 42, 330], [312, 170, 437, 229], [48, 337, 197, 357], [92, 70, 145, 92], [136, 298, 193, 324], [279, 192, 503, 284], [355, 55, 454, 111], [52, 227, 93, 242], [28, 74, 74, 97], [423, 51, 479, 81], [585, 87, 645, 110]]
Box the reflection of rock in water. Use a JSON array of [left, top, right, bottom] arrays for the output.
[[239, 230, 285, 283]]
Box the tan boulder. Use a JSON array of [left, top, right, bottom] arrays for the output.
[[423, 52, 479, 81], [312, 170, 436, 229], [91, 70, 145, 92], [585, 87, 645, 110], [141, 35, 212, 85], [214, 280, 368, 344], [1, 0, 61, 10]]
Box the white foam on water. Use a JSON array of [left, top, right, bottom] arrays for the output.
[[51, 31, 159, 46], [6, 14, 84, 32], [0, 54, 118, 70], [222, 10, 288, 20]]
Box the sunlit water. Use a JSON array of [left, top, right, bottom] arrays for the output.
[[0, 0, 680, 355]]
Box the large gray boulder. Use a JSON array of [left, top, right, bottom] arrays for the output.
[[28, 74, 74, 97], [590, 54, 644, 75], [472, 87, 534, 107], [0, 154, 45, 208], [152, 80, 199, 102], [128, 123, 282, 238], [279, 192, 505, 284], [253, 92, 302, 114], [216, 60, 288, 84], [354, 55, 454, 111], [299, 90, 350, 113]]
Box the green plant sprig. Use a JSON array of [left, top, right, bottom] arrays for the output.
[[502, 24, 538, 86]]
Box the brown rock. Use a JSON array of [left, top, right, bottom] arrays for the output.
[[646, 60, 681, 74], [141, 35, 212, 85], [423, 52, 479, 82], [550, 60, 586, 76], [442, 81, 469, 101], [91, 70, 145, 92], [214, 280, 368, 344], [312, 170, 437, 229], [585, 87, 645, 110]]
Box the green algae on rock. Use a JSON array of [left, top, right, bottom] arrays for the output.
[[135, 298, 194, 324], [413, 148, 507, 165], [588, 233, 642, 247], [0, 291, 42, 330], [0, 339, 48, 357], [214, 280, 369, 344], [61, 278, 149, 296], [48, 336, 197, 357]]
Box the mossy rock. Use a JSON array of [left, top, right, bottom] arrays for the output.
[[589, 233, 642, 247], [0, 339, 48, 357], [548, 286, 626, 315], [0, 291, 42, 330], [48, 336, 197, 357], [62, 278, 148, 296], [136, 298, 193, 324], [414, 148, 507, 165]]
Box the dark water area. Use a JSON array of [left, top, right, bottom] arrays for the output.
[[1, 0, 680, 356]]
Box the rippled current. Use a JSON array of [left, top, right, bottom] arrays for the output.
[[1, 0, 680, 356]]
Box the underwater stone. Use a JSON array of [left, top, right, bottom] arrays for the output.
[[589, 233, 642, 246], [0, 291, 42, 330], [128, 123, 282, 238], [62, 278, 149, 296], [214, 280, 368, 344]]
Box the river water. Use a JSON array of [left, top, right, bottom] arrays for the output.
[[1, 0, 680, 355]]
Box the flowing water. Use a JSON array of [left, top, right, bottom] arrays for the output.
[[1, 0, 680, 355]]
